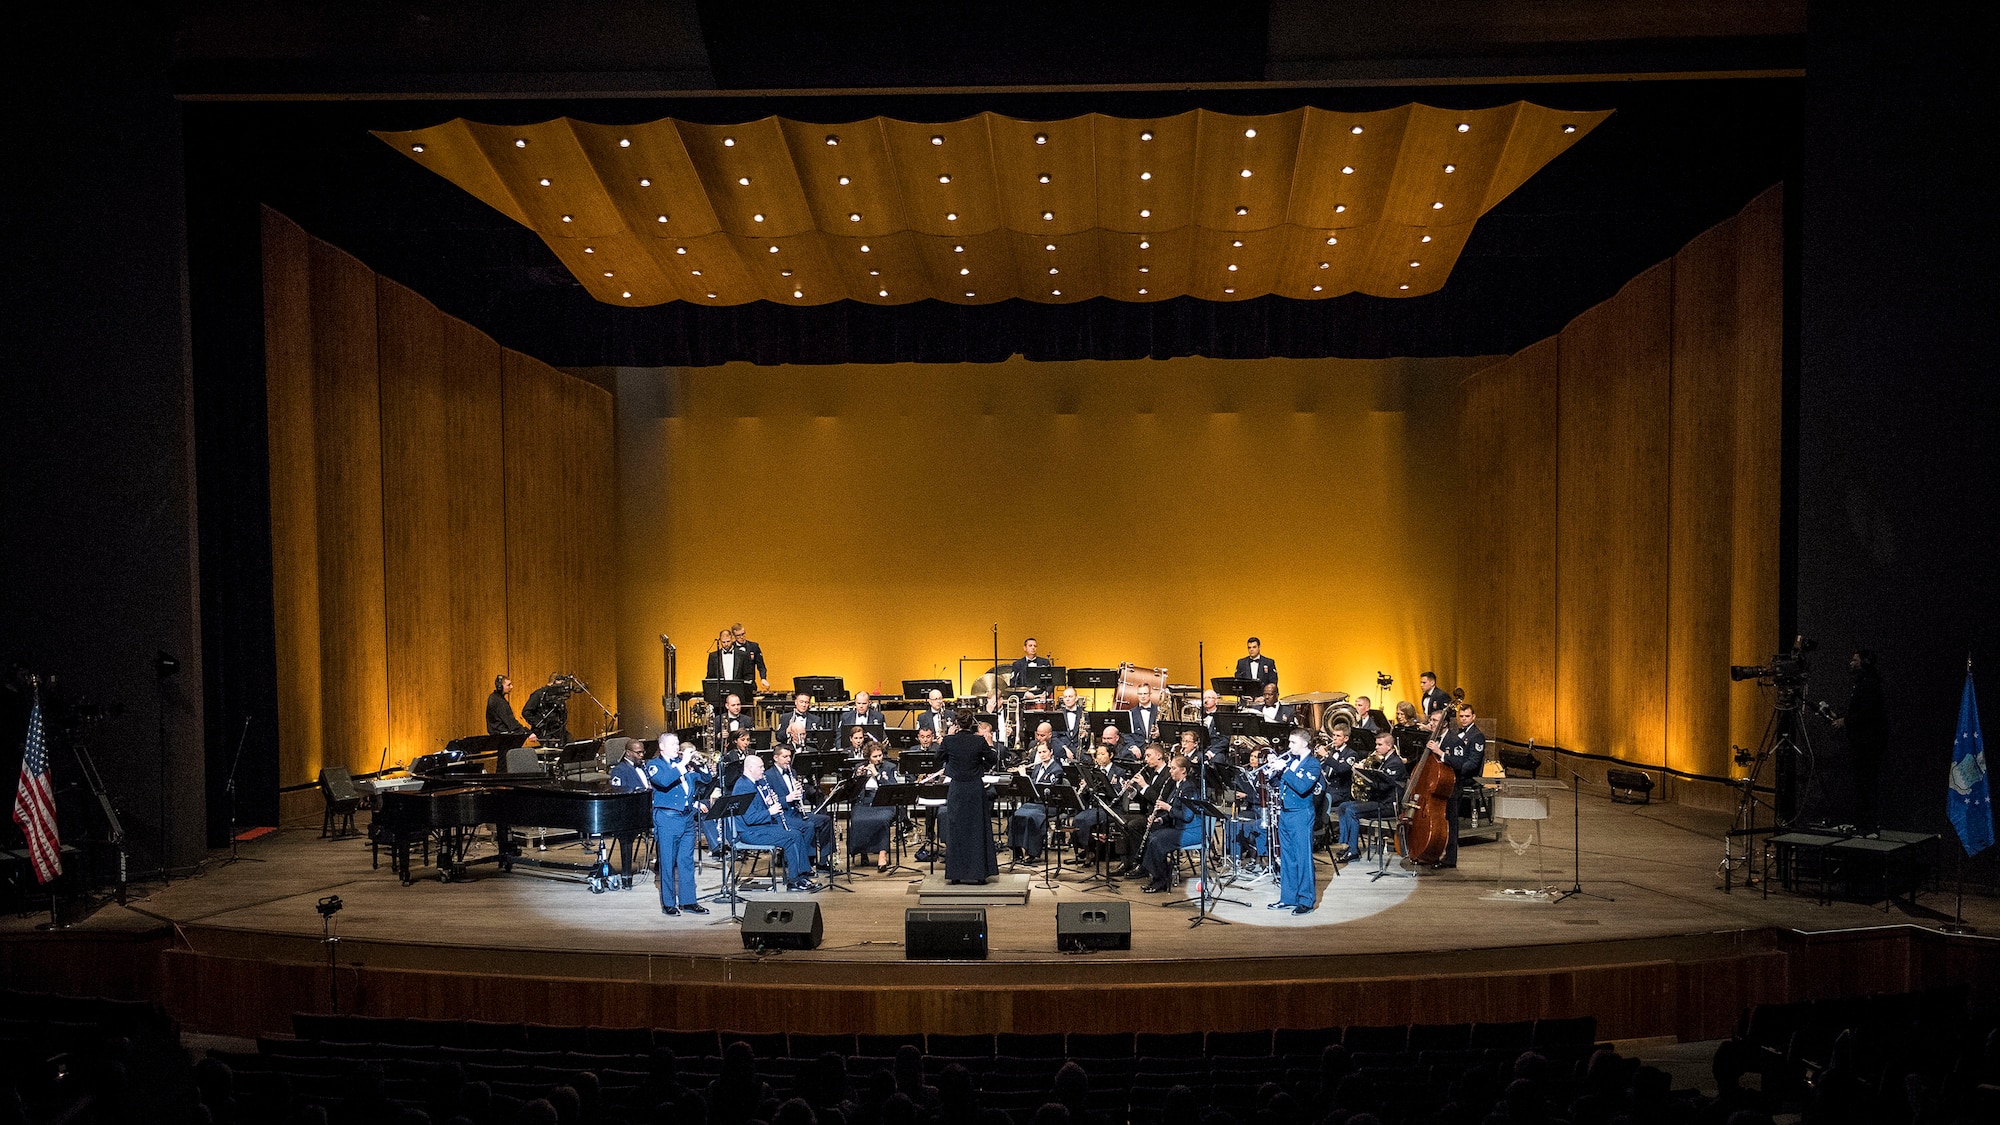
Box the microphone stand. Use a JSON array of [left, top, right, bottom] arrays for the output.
[[220, 715, 263, 866], [1551, 768, 1614, 904]]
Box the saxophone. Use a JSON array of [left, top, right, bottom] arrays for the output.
[[1351, 745, 1392, 802]]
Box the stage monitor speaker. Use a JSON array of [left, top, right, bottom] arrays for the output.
[[1055, 901, 1131, 951], [742, 902, 823, 950], [319, 767, 360, 807], [1607, 768, 1656, 804], [906, 908, 987, 960]]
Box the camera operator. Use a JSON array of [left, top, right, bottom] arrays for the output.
[[1833, 650, 1887, 835]]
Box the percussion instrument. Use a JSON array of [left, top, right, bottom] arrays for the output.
[[1281, 690, 1358, 735], [1114, 662, 1171, 710]]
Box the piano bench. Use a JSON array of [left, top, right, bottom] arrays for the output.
[[733, 842, 787, 892]]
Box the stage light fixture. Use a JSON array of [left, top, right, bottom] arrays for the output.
[[1240, 169, 1253, 177], [837, 176, 850, 185]]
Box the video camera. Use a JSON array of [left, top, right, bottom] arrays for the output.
[[1731, 636, 1816, 688]]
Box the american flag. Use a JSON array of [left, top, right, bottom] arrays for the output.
[[12, 684, 61, 883]]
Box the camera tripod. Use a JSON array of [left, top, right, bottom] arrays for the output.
[[1719, 691, 1818, 893]]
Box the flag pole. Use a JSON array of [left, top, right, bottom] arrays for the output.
[[1944, 653, 1979, 935]]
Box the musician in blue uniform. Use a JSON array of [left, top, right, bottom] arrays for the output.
[[604, 736, 651, 888], [731, 754, 819, 892], [1138, 755, 1202, 893], [769, 744, 836, 873], [847, 740, 903, 870], [643, 734, 713, 916], [1069, 745, 1126, 863], [1431, 701, 1487, 869], [1007, 739, 1066, 863], [1272, 730, 1323, 914], [1230, 745, 1270, 865], [1337, 729, 1409, 854]]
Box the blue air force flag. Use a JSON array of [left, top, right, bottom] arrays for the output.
[[1947, 669, 1992, 857]]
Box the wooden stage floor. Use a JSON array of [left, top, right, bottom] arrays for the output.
[[10, 792, 1994, 1040]]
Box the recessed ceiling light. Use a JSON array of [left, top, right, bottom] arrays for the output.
[[691, 270, 701, 276], [860, 245, 870, 253], [868, 269, 879, 276], [1139, 240, 1149, 249], [603, 271, 614, 277], [879, 288, 888, 296], [947, 212, 958, 221], [675, 246, 687, 254], [1444, 164, 1456, 173], [1421, 235, 1432, 243], [1350, 126, 1363, 135], [825, 134, 839, 146], [965, 291, 974, 297], [1410, 261, 1421, 268], [1139, 209, 1151, 217], [1140, 130, 1153, 141], [1052, 290, 1061, 295], [1138, 287, 1147, 294], [514, 138, 527, 148], [1231, 240, 1243, 247], [584, 247, 594, 254], [738, 177, 750, 186], [619, 138, 630, 148], [656, 215, 669, 223], [768, 245, 779, 253], [793, 290, 804, 298], [1244, 128, 1257, 138], [1341, 166, 1354, 175], [723, 137, 735, 147], [1138, 266, 1149, 273], [849, 213, 861, 221], [1035, 133, 1048, 144], [621, 290, 631, 297], [931, 135, 944, 146], [1240, 169, 1253, 178], [1038, 173, 1051, 184], [953, 245, 964, 253], [959, 267, 970, 275], [1563, 124, 1577, 133], [1224, 287, 1235, 294], [1326, 236, 1338, 245], [411, 144, 425, 153], [838, 176, 851, 185], [1235, 206, 1248, 215], [780, 270, 792, 277], [560, 215, 572, 223], [1432, 201, 1444, 209], [1335, 204, 1346, 213], [1457, 123, 1470, 133], [753, 213, 765, 222], [1042, 211, 1054, 220], [1400, 284, 1411, 290], [1045, 243, 1056, 251], [1048, 267, 1058, 275], [1319, 262, 1329, 269], [939, 174, 951, 184], [639, 178, 651, 187], [1312, 285, 1323, 292], [539, 178, 551, 186], [707, 292, 717, 298], [1227, 264, 1238, 272]]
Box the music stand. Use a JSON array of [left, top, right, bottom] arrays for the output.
[[868, 782, 920, 875], [1209, 711, 1263, 747], [1036, 783, 1082, 890], [794, 751, 846, 780], [809, 773, 868, 892], [885, 728, 924, 750], [902, 679, 953, 700], [1168, 795, 1246, 924], [1211, 676, 1262, 700], [704, 678, 754, 709], [1022, 666, 1062, 695], [841, 721, 887, 746], [702, 791, 757, 923], [1156, 720, 1203, 750], [912, 783, 949, 877], [794, 675, 846, 701]]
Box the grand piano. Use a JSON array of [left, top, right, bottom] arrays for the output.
[[372, 735, 650, 886]]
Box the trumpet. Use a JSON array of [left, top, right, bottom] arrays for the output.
[[676, 745, 717, 773]]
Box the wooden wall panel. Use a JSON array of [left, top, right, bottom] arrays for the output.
[[306, 238, 389, 775], [263, 209, 326, 787], [1456, 363, 1510, 727], [502, 351, 617, 730], [1555, 263, 1672, 767], [1501, 337, 1560, 745], [1728, 187, 1785, 772], [378, 279, 509, 762]]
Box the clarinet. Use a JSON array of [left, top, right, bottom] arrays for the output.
[[755, 778, 790, 831]]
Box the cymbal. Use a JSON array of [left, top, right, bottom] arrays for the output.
[[1281, 690, 1350, 704]]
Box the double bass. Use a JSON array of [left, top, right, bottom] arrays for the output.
[[1398, 688, 1464, 864]]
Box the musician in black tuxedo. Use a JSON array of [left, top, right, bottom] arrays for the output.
[[486, 675, 529, 735], [1236, 637, 1278, 687], [729, 623, 770, 689], [1418, 672, 1450, 721], [709, 693, 755, 741], [915, 689, 952, 741], [779, 693, 827, 734], [1054, 686, 1088, 750], [1253, 683, 1296, 725], [706, 629, 756, 687], [1431, 702, 1488, 868], [838, 691, 884, 732], [1008, 637, 1052, 688], [1126, 683, 1161, 748], [769, 744, 836, 872]]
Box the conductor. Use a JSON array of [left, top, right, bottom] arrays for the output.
[[940, 707, 1000, 885]]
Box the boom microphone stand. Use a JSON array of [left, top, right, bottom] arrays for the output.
[[220, 715, 263, 866], [1550, 768, 1614, 905]]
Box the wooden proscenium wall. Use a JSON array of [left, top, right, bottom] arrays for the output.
[[264, 207, 616, 786], [1455, 185, 1783, 788]]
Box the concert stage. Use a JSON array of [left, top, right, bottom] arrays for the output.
[[6, 793, 1994, 1045]]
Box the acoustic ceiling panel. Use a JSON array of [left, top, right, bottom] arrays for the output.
[[377, 103, 1608, 308]]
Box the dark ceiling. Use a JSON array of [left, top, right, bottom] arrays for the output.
[[176, 2, 1803, 366]]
